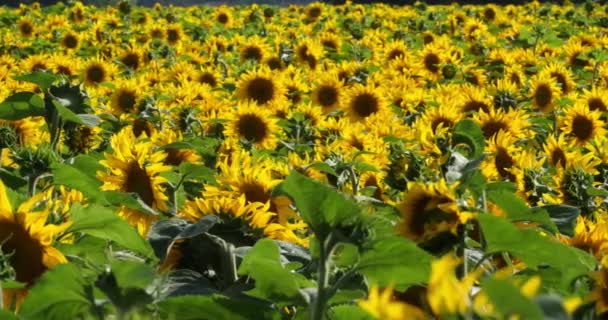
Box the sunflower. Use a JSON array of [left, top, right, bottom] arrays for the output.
[[224, 101, 280, 150], [203, 151, 307, 245], [427, 254, 480, 317], [457, 85, 492, 114], [474, 108, 529, 139], [581, 88, 608, 114], [63, 125, 103, 155], [358, 286, 426, 320], [60, 31, 80, 51], [294, 39, 322, 69], [589, 260, 608, 315], [542, 134, 574, 169], [480, 131, 521, 183], [49, 54, 79, 77], [396, 180, 461, 243], [109, 79, 143, 116], [17, 18, 35, 37], [81, 58, 116, 86], [97, 129, 171, 235], [311, 72, 344, 112], [343, 84, 388, 122], [153, 129, 202, 167], [558, 216, 608, 260], [541, 63, 576, 95], [180, 195, 273, 232], [304, 2, 323, 21], [195, 67, 221, 88], [239, 36, 271, 63], [560, 102, 606, 146], [119, 47, 145, 71], [214, 7, 234, 28], [529, 73, 561, 113], [236, 67, 286, 107], [0, 181, 71, 309], [383, 40, 408, 62], [165, 23, 184, 46]]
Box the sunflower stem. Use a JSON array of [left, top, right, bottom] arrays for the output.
[[311, 233, 334, 320]]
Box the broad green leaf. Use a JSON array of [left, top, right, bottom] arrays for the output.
[[535, 295, 570, 320], [158, 295, 276, 320], [68, 204, 155, 259], [487, 190, 557, 233], [357, 236, 432, 289], [13, 71, 59, 91], [103, 191, 159, 216], [238, 239, 312, 303], [0, 92, 46, 120], [19, 264, 90, 320], [452, 119, 485, 158], [482, 278, 543, 320], [275, 171, 360, 236], [110, 260, 155, 290], [478, 214, 596, 285], [148, 216, 220, 261], [51, 162, 105, 203]]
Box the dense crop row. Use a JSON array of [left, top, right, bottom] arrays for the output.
[[1, 1, 608, 319]]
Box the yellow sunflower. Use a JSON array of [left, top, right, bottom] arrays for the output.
[[0, 181, 71, 309], [358, 286, 426, 320], [396, 180, 461, 243], [223, 101, 280, 150], [311, 72, 344, 112], [560, 102, 606, 146], [236, 67, 286, 107], [343, 84, 388, 122], [81, 57, 117, 87], [97, 129, 171, 235], [529, 73, 561, 113]]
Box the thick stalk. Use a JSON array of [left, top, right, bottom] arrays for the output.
[[311, 234, 333, 320]]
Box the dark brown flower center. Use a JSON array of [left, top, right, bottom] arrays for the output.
[[125, 161, 156, 207], [0, 220, 46, 285], [245, 77, 275, 105], [351, 92, 379, 118], [571, 115, 594, 142], [237, 114, 268, 143]]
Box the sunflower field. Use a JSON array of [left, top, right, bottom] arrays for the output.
[[3, 0, 608, 319]]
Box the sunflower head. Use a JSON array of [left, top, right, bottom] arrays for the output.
[[560, 102, 606, 146], [397, 180, 460, 243], [224, 101, 280, 150], [529, 74, 560, 113], [236, 67, 286, 107], [344, 85, 388, 122]]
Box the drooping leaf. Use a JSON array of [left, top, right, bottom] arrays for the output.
[[357, 236, 432, 289], [19, 264, 90, 320], [68, 204, 155, 259], [148, 216, 220, 261]]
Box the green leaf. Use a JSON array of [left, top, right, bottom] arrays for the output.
[[52, 99, 84, 125], [68, 204, 155, 259], [487, 190, 557, 233], [0, 310, 20, 320], [177, 162, 215, 181], [534, 295, 570, 320], [51, 162, 105, 203], [158, 295, 275, 320], [357, 236, 432, 289], [534, 205, 580, 236], [452, 119, 485, 158], [110, 260, 155, 290], [481, 278, 543, 320], [148, 216, 220, 261], [0, 92, 46, 120], [103, 191, 159, 217], [478, 214, 596, 286], [13, 71, 59, 91], [238, 239, 312, 303], [19, 264, 90, 320], [275, 171, 361, 236], [328, 304, 373, 320]]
